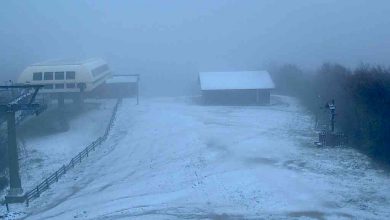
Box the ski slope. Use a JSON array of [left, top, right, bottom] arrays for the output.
[[17, 100, 116, 191], [20, 96, 390, 219]]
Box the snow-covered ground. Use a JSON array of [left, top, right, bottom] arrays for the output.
[[3, 96, 390, 219], [0, 99, 116, 202], [17, 100, 116, 191]]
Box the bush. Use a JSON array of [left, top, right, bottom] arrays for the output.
[[270, 63, 390, 163], [345, 66, 390, 159]]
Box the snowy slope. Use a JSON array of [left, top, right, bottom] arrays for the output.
[[18, 100, 116, 192], [13, 96, 390, 219]]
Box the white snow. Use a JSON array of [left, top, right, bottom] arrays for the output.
[[18, 100, 116, 191], [199, 71, 275, 90], [3, 95, 390, 219]]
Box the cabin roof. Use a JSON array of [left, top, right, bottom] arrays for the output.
[[199, 71, 275, 90]]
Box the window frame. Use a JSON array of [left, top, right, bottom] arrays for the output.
[[33, 72, 43, 81], [55, 72, 65, 80], [66, 71, 76, 80], [44, 72, 54, 80]]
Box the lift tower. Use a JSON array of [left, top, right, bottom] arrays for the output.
[[0, 85, 44, 204]]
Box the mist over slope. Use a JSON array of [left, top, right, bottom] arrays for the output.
[[1, 1, 390, 95], [23, 96, 390, 219]]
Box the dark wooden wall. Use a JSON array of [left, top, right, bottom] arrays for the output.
[[202, 89, 271, 105]]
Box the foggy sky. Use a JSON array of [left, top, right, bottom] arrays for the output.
[[1, 0, 390, 95]]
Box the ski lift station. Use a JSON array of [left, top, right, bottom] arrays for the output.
[[1, 59, 139, 206], [17, 58, 112, 93], [199, 71, 275, 105], [16, 58, 139, 105], [17, 58, 111, 104]]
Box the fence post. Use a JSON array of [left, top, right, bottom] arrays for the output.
[[21, 99, 121, 206]]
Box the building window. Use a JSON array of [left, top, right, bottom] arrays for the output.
[[66, 71, 76, 80], [33, 72, 43, 81], [91, 64, 109, 77], [55, 84, 64, 89], [44, 84, 53, 89], [55, 72, 65, 80], [44, 72, 53, 80], [66, 83, 76, 88]]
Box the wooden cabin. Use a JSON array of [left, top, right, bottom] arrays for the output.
[[199, 71, 275, 105]]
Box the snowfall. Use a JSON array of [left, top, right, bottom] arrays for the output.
[[2, 95, 390, 219]]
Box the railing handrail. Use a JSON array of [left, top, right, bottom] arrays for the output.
[[23, 99, 122, 206]]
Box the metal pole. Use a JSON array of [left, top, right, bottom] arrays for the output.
[[6, 111, 23, 195], [330, 99, 335, 133], [136, 76, 139, 105], [58, 93, 65, 108], [331, 111, 335, 132]]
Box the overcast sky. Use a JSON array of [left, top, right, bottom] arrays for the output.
[[1, 0, 390, 94]]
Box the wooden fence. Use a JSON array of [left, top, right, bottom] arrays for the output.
[[23, 99, 122, 207]]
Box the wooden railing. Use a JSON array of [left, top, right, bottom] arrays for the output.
[[24, 99, 122, 206]]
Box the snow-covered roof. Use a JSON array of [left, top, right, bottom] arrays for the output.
[[106, 75, 138, 84], [199, 71, 275, 90], [32, 58, 103, 66]]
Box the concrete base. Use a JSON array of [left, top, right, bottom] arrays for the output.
[[5, 195, 26, 204], [5, 188, 25, 204]]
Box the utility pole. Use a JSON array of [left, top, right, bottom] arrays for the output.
[[0, 85, 44, 205], [6, 110, 22, 196], [317, 99, 346, 147], [328, 99, 336, 132], [324, 99, 336, 132], [136, 75, 139, 105]]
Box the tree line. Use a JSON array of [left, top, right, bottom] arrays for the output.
[[270, 63, 390, 163]]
